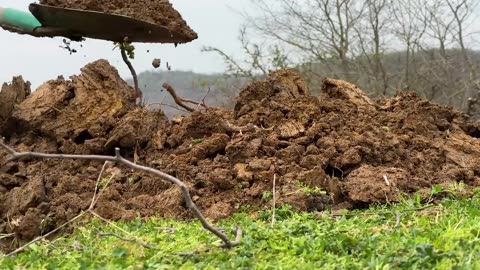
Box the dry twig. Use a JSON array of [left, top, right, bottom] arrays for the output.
[[5, 161, 111, 256], [0, 233, 15, 240], [394, 211, 401, 228], [271, 174, 277, 228], [97, 231, 154, 249], [119, 43, 142, 103], [0, 140, 240, 250], [162, 83, 208, 112], [177, 226, 243, 257]]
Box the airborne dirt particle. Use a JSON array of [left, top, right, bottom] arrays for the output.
[[152, 58, 161, 69]]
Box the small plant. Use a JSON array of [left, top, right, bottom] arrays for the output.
[[40, 213, 54, 235], [191, 138, 203, 145], [298, 113, 308, 121], [296, 180, 326, 195], [127, 177, 136, 185], [99, 177, 111, 189], [113, 41, 136, 59], [431, 184, 444, 196], [262, 191, 273, 201]]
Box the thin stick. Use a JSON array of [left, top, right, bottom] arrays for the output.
[[0, 140, 238, 248], [330, 204, 436, 218], [162, 83, 208, 112], [97, 231, 154, 249], [162, 83, 196, 112], [92, 171, 118, 207], [178, 227, 243, 256], [120, 44, 142, 103], [6, 161, 110, 256], [160, 104, 191, 113], [196, 88, 211, 110], [90, 211, 136, 237], [394, 211, 401, 228], [6, 211, 89, 256], [271, 174, 276, 228], [0, 233, 15, 240], [383, 175, 391, 186], [89, 161, 109, 209]]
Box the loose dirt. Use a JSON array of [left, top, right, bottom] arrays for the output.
[[39, 0, 198, 42], [2, 60, 480, 252]]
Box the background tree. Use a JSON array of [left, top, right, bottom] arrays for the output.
[[204, 0, 480, 115]]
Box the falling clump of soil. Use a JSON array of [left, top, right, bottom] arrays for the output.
[[3, 59, 480, 252], [39, 0, 198, 42], [152, 58, 161, 69]]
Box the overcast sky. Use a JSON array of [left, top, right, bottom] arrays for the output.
[[0, 0, 249, 88]]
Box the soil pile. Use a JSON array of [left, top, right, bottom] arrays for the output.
[[2, 60, 480, 251], [0, 77, 31, 129], [39, 0, 198, 42]]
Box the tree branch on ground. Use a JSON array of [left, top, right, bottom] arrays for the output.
[[162, 83, 208, 112], [96, 231, 154, 249], [0, 140, 241, 251]]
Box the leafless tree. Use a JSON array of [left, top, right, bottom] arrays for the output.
[[202, 26, 289, 81], [353, 0, 390, 95], [205, 0, 480, 112]]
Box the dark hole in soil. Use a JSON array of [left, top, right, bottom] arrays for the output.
[[105, 125, 114, 134], [194, 181, 206, 189], [206, 149, 226, 160], [466, 127, 480, 138], [325, 164, 343, 178], [73, 130, 94, 144], [4, 164, 19, 175]]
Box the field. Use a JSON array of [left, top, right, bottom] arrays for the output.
[[3, 2, 480, 268], [2, 58, 480, 268], [2, 188, 480, 269]]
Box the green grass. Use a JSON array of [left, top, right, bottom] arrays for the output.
[[3, 193, 480, 269]]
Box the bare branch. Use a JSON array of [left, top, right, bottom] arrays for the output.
[[162, 83, 208, 112], [119, 43, 143, 104], [97, 231, 154, 249], [271, 174, 276, 228]]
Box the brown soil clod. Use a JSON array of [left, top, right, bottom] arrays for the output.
[[3, 60, 480, 252], [152, 58, 161, 69], [0, 77, 31, 131]]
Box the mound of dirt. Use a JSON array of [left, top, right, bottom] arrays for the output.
[[2, 60, 480, 252], [39, 0, 198, 42], [0, 77, 31, 130]]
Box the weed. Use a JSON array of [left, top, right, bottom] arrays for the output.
[[191, 138, 203, 145]]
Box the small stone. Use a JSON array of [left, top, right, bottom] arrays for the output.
[[152, 58, 161, 68]]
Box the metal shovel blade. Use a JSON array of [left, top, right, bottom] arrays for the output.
[[29, 3, 192, 43]]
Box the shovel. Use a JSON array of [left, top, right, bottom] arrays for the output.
[[0, 3, 193, 44]]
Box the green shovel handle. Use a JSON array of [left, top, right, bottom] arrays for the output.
[[0, 7, 41, 31]]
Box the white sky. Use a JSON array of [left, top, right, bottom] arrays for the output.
[[0, 0, 249, 88]]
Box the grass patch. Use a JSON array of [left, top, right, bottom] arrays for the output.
[[3, 193, 480, 269]]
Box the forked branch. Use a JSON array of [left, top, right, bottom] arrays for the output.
[[162, 83, 208, 112]]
